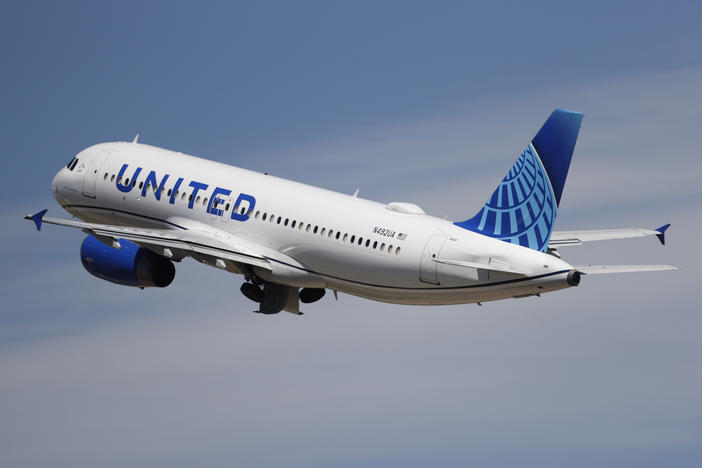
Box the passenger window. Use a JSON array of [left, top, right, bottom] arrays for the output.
[[203, 197, 208, 205], [291, 220, 296, 228], [313, 226, 318, 234], [284, 218, 289, 226], [111, 175, 115, 182], [181, 192, 186, 200], [196, 196, 201, 203], [167, 189, 172, 196], [225, 203, 230, 211], [270, 215, 275, 223], [132, 180, 137, 188], [139, 181, 144, 189], [336, 232, 340, 240], [262, 212, 267, 221], [321, 228, 326, 236], [395, 247, 401, 255], [350, 235, 355, 243], [373, 241, 377, 249], [328, 230, 333, 238], [343, 233, 348, 242], [255, 211, 260, 219], [103, 173, 108, 181], [306, 224, 311, 232], [380, 243, 385, 252], [388, 245, 393, 253], [277, 216, 282, 224], [125, 178, 130, 186], [358, 237, 363, 245], [365, 239, 370, 247]]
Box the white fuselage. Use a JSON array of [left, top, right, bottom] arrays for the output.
[[52, 142, 576, 305]]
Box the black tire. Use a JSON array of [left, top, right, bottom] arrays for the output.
[[241, 282, 264, 303]]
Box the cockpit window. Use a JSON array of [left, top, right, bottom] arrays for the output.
[[66, 157, 76, 169], [69, 158, 79, 171]]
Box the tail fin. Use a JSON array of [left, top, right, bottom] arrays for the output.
[[455, 108, 583, 251]]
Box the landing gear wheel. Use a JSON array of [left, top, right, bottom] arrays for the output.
[[240, 282, 264, 303], [299, 288, 325, 304]]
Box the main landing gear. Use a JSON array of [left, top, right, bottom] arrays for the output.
[[240, 280, 326, 315], [240, 282, 264, 303], [299, 287, 325, 304]]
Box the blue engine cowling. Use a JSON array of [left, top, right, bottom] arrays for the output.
[[80, 235, 175, 288]]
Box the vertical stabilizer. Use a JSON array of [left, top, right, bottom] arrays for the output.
[[454, 109, 583, 251]]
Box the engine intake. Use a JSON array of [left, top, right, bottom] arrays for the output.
[[80, 235, 175, 288]]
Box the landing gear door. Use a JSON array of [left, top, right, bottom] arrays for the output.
[[81, 150, 109, 198], [420, 234, 447, 284]]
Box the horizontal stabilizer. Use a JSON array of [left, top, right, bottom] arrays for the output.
[[576, 265, 679, 275]]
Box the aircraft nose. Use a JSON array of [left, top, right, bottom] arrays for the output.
[[51, 170, 59, 195], [52, 160, 75, 202], [51, 167, 64, 199]]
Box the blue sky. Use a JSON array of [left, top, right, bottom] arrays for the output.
[[2, 2, 702, 467]]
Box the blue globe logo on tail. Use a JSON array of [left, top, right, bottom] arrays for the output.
[[455, 109, 583, 252], [455, 144, 556, 251]]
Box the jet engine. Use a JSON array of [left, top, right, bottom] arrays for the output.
[[80, 234, 175, 288]]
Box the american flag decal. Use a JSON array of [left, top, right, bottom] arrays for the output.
[[397, 233, 407, 240]]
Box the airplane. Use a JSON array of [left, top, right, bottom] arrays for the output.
[[25, 109, 677, 315]]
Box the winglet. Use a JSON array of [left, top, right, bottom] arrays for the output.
[[655, 223, 671, 245], [25, 209, 48, 231]]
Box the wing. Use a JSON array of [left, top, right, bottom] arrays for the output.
[[549, 224, 670, 247], [576, 264, 679, 275], [25, 209, 271, 271]]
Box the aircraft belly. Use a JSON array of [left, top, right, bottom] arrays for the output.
[[324, 270, 573, 305], [288, 244, 417, 289]]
